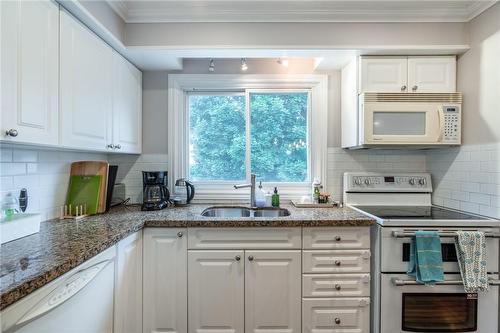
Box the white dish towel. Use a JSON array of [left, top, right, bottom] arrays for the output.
[[454, 231, 489, 293]]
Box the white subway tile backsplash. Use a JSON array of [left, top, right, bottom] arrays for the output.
[[13, 149, 38, 162], [427, 144, 500, 218], [0, 147, 107, 220], [1, 149, 13, 162], [0, 163, 26, 176]]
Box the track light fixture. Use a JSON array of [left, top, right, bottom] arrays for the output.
[[241, 58, 248, 71], [277, 58, 289, 67], [208, 58, 215, 72]]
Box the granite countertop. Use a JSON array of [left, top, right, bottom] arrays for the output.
[[0, 203, 374, 310]]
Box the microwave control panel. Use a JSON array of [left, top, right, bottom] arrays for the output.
[[443, 106, 460, 143]]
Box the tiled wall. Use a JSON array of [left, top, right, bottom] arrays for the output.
[[0, 147, 107, 220], [326, 148, 428, 201], [107, 153, 168, 203], [427, 144, 500, 218]]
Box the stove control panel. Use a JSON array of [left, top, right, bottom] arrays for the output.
[[344, 173, 432, 193]]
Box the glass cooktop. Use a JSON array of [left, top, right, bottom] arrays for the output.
[[353, 205, 489, 220]]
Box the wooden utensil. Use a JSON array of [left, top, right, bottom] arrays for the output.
[[70, 161, 109, 213]]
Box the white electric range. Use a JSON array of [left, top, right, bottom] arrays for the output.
[[343, 172, 500, 333]]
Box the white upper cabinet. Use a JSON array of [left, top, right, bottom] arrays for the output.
[[359, 56, 456, 93], [143, 229, 187, 333], [115, 232, 142, 333], [59, 10, 113, 151], [1, 0, 59, 145], [112, 53, 142, 154], [360, 57, 408, 92], [407, 56, 456, 92], [245, 250, 301, 333]]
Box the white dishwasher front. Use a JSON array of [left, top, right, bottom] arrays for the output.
[[1, 246, 116, 333]]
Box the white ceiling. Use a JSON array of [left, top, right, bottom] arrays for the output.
[[107, 0, 497, 23]]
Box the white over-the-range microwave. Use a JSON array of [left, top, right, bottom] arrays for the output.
[[343, 92, 462, 149]]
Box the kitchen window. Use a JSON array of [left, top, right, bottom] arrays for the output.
[[188, 91, 310, 183], [168, 75, 328, 201]]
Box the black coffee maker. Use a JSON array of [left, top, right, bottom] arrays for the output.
[[141, 171, 170, 211]]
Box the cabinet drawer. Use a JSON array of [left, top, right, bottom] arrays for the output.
[[188, 228, 301, 249], [303, 227, 369, 249], [303, 250, 370, 273], [303, 274, 370, 297], [303, 298, 370, 333]]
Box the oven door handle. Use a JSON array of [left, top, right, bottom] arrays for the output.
[[392, 231, 500, 238], [392, 277, 500, 286]]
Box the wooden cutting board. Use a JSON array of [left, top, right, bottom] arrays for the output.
[[70, 161, 109, 213]]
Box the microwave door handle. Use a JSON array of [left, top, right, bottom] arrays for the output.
[[437, 107, 444, 142]]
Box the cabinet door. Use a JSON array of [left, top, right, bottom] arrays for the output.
[[188, 250, 244, 333], [143, 228, 187, 333], [408, 56, 456, 92], [59, 10, 113, 151], [115, 232, 142, 333], [360, 57, 408, 93], [1, 0, 59, 145], [245, 250, 301, 333], [112, 53, 142, 154]]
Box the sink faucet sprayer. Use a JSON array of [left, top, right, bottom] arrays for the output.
[[234, 174, 256, 208]]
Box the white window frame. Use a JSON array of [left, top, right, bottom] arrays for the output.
[[168, 74, 328, 202]]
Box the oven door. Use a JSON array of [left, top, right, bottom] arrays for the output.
[[380, 274, 499, 333], [361, 102, 442, 144], [381, 228, 500, 273]]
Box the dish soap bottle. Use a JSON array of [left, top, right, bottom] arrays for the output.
[[255, 181, 266, 208], [312, 178, 322, 203], [272, 187, 280, 207]]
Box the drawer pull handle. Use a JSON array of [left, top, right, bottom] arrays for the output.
[[177, 231, 183, 238], [235, 255, 241, 261], [334, 318, 341, 325], [334, 260, 341, 266], [335, 284, 341, 290], [334, 236, 341, 241], [248, 255, 254, 261]]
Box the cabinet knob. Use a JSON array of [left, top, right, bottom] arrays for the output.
[[335, 284, 341, 290], [115, 144, 122, 149], [107, 144, 115, 149], [334, 236, 341, 242], [248, 255, 254, 261], [334, 318, 341, 325], [177, 231, 183, 238], [401, 85, 407, 91], [412, 85, 418, 91], [5, 129, 18, 137], [334, 260, 341, 266], [235, 255, 241, 261]]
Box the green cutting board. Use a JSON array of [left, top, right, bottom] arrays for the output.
[[66, 175, 101, 215]]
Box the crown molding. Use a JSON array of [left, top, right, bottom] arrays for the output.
[[105, 0, 498, 23], [106, 0, 128, 21]]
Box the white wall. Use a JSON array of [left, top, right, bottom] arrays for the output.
[[124, 22, 468, 48], [0, 147, 107, 220], [427, 3, 500, 218]]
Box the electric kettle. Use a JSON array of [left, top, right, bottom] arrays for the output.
[[173, 178, 195, 206]]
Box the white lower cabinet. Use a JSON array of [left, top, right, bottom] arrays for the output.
[[188, 249, 301, 333], [245, 250, 301, 333], [302, 298, 370, 333], [114, 232, 142, 333], [143, 228, 187, 333], [188, 250, 245, 333]]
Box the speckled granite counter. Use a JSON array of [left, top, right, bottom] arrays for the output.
[[0, 204, 374, 310]]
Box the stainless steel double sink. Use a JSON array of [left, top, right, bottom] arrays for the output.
[[201, 206, 290, 218]]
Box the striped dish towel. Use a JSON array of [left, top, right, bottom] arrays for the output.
[[455, 231, 489, 293]]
